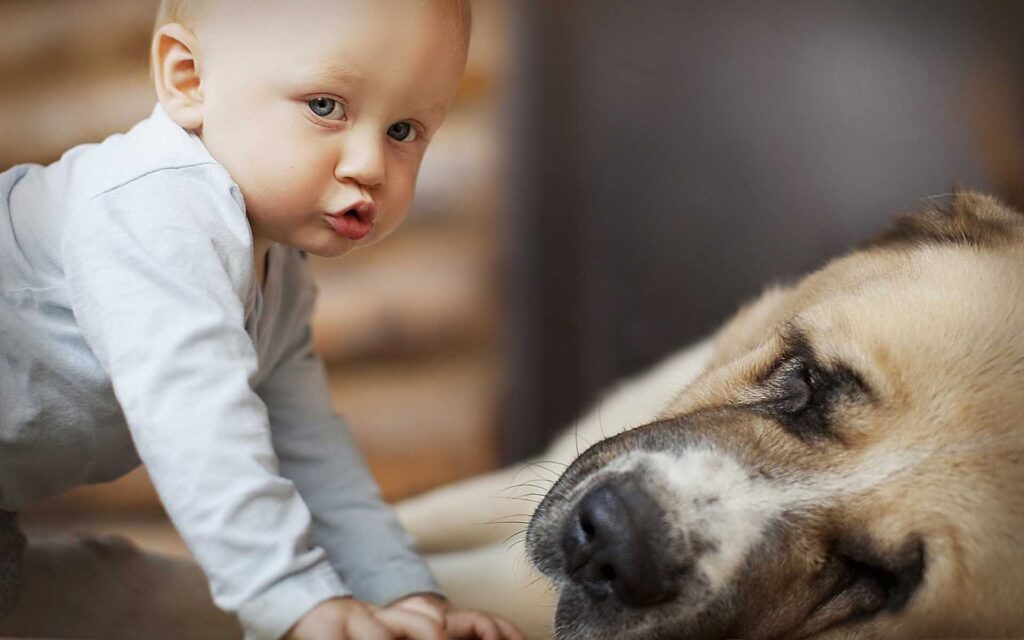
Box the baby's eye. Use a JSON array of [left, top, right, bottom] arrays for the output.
[[386, 121, 417, 142], [308, 97, 345, 120]]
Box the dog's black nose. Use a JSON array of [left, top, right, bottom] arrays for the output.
[[561, 478, 677, 607]]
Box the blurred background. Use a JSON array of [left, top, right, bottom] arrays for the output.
[[1, 0, 1022, 560]]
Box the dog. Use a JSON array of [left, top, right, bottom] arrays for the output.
[[398, 191, 1024, 639]]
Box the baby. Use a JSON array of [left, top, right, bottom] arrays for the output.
[[0, 1, 524, 639]]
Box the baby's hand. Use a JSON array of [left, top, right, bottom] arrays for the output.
[[385, 592, 448, 620], [445, 608, 527, 640], [381, 595, 527, 640], [284, 595, 447, 640]]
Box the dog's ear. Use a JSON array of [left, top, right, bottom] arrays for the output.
[[866, 189, 1023, 250]]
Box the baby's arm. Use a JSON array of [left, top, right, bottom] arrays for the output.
[[62, 174, 350, 639], [258, 256, 531, 640], [256, 255, 440, 606]]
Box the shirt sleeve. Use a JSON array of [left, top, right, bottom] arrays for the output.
[[257, 256, 441, 606], [61, 168, 351, 640]]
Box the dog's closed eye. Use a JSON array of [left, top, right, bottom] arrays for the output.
[[767, 357, 815, 414], [753, 338, 873, 440]]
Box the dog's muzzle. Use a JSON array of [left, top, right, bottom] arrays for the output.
[[562, 475, 679, 607]]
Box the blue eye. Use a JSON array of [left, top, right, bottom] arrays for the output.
[[387, 121, 417, 142], [308, 97, 345, 120]]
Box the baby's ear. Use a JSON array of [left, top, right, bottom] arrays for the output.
[[152, 23, 204, 130]]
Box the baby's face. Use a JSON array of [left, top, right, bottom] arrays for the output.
[[193, 0, 468, 257]]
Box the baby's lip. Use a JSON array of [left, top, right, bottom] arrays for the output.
[[325, 201, 376, 240]]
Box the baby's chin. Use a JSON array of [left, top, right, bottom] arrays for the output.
[[304, 234, 380, 259], [303, 241, 358, 259], [291, 223, 393, 258]]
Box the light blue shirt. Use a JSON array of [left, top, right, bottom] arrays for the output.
[[0, 105, 438, 639]]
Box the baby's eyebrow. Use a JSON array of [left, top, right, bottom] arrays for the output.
[[307, 64, 365, 87], [420, 102, 447, 118]]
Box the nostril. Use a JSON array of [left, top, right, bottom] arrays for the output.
[[601, 564, 617, 582], [580, 513, 595, 538]]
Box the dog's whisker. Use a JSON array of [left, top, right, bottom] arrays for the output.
[[527, 460, 565, 474], [533, 459, 568, 468], [505, 478, 555, 488], [511, 492, 548, 500], [503, 481, 554, 493], [504, 496, 542, 504], [511, 462, 557, 484], [597, 399, 609, 442], [517, 461, 563, 480], [921, 192, 955, 203]]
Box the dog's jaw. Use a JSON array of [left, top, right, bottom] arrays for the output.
[[527, 425, 788, 640]]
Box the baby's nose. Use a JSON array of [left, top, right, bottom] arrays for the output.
[[335, 135, 385, 187]]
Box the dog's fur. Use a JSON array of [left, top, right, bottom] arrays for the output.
[[398, 191, 1024, 639]]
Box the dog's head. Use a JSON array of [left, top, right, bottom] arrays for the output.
[[527, 192, 1024, 639]]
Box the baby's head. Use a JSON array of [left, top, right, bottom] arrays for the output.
[[151, 0, 470, 257]]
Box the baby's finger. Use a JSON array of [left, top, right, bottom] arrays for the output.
[[447, 611, 500, 640], [346, 613, 395, 640], [374, 607, 446, 640], [494, 616, 528, 640], [390, 596, 446, 625]]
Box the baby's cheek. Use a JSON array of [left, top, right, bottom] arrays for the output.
[[380, 202, 413, 240], [389, 171, 419, 217], [256, 165, 322, 214]]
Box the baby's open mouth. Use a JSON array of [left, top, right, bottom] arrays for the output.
[[325, 202, 376, 240]]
